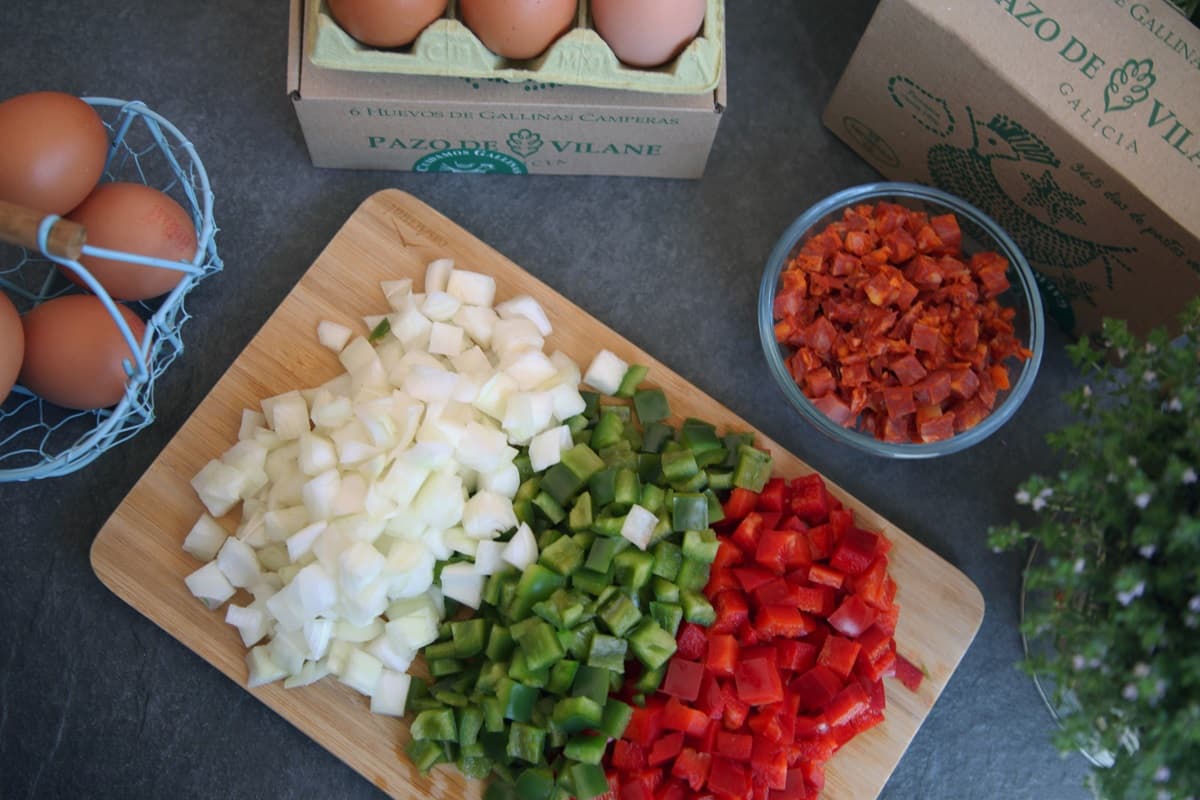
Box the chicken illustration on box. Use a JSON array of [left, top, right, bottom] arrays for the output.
[[927, 107, 1136, 321]]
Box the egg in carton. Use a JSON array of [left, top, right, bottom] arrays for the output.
[[306, 0, 725, 95]]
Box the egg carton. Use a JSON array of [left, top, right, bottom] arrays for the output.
[[306, 0, 724, 95]]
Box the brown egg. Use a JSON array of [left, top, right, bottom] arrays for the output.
[[0, 92, 109, 215], [20, 295, 146, 410], [591, 0, 706, 68], [327, 0, 448, 48], [460, 0, 577, 60], [0, 291, 23, 404], [65, 182, 197, 301]]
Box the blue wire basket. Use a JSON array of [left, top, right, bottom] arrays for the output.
[[0, 97, 222, 481]]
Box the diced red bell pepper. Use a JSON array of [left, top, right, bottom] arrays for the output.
[[624, 701, 665, 748], [757, 478, 786, 512], [856, 644, 897, 683], [775, 640, 818, 674], [750, 742, 789, 791], [861, 673, 887, 713], [784, 533, 813, 569], [828, 507, 853, 539], [723, 488, 760, 522], [662, 658, 705, 703], [829, 527, 880, 576], [708, 758, 751, 798], [713, 538, 745, 570], [756, 530, 795, 575], [754, 606, 816, 640], [735, 657, 784, 706], [835, 706, 886, 743], [655, 780, 687, 800], [777, 514, 807, 532], [676, 622, 709, 661], [613, 740, 647, 771], [712, 591, 751, 636], [671, 748, 712, 792], [793, 713, 829, 739], [770, 768, 810, 800], [620, 778, 653, 800], [716, 731, 754, 761], [895, 653, 925, 692], [706, 634, 739, 677], [852, 556, 890, 610], [662, 697, 710, 738], [807, 563, 844, 589], [697, 671, 726, 720], [793, 584, 837, 616], [828, 595, 878, 638], [739, 645, 779, 665], [720, 682, 750, 730], [801, 760, 825, 795], [646, 732, 685, 767], [747, 704, 787, 743], [699, 718, 721, 755], [732, 512, 766, 553], [788, 475, 831, 524], [857, 625, 893, 667], [705, 566, 741, 599], [792, 666, 843, 712], [805, 525, 836, 561], [734, 566, 777, 594], [817, 634, 862, 679], [790, 734, 836, 765], [875, 603, 900, 636], [825, 681, 870, 727], [754, 578, 803, 608]]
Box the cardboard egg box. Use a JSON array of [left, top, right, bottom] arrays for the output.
[[306, 0, 724, 95]]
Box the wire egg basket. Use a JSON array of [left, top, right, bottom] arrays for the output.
[[0, 97, 222, 481]]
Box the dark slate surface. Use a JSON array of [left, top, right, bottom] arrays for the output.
[[0, 2, 1093, 798]]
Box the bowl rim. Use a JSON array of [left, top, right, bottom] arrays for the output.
[[757, 181, 1046, 459]]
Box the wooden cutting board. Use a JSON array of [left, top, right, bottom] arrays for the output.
[[92, 190, 984, 800]]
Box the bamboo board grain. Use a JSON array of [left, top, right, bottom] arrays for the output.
[[92, 190, 984, 800]]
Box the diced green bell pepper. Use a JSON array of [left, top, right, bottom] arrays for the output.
[[411, 708, 457, 741], [626, 619, 677, 671], [586, 633, 627, 673], [633, 388, 670, 425], [507, 722, 547, 764]]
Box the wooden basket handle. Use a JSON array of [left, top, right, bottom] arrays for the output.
[[0, 199, 87, 261]]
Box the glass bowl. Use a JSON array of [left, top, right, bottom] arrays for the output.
[[757, 182, 1045, 459]]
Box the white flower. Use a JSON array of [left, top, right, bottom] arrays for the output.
[[1118, 347, 1129, 360], [1135, 492, 1152, 509], [1133, 662, 1151, 678], [1015, 489, 1031, 505], [1122, 683, 1139, 701], [1031, 496, 1047, 512], [1167, 396, 1183, 412], [1117, 581, 1146, 606], [1082, 384, 1092, 397], [1184, 467, 1197, 485], [1188, 614, 1199, 630], [1138, 544, 1157, 559], [1073, 558, 1086, 574], [1189, 595, 1200, 613], [1145, 343, 1158, 354], [1129, 456, 1139, 468], [1072, 654, 1086, 670], [1154, 765, 1171, 783], [1158, 792, 1171, 800], [1142, 370, 1157, 384]]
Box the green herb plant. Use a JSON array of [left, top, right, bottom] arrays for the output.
[[988, 298, 1200, 800]]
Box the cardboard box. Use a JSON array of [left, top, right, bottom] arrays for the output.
[[286, 0, 726, 179], [823, 0, 1200, 336]]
